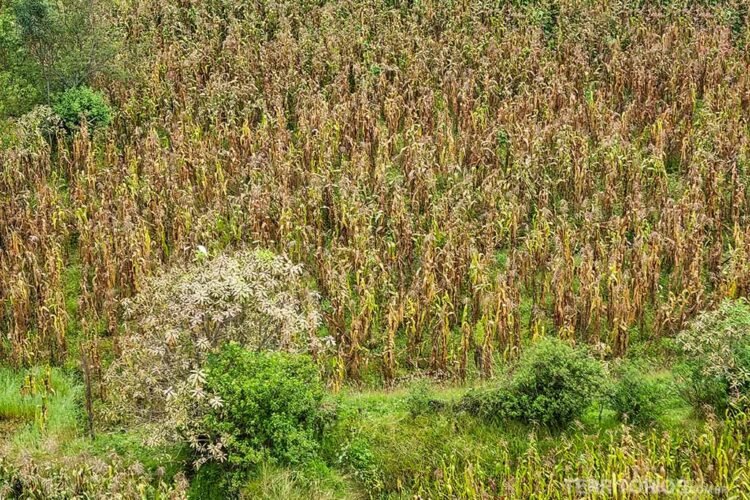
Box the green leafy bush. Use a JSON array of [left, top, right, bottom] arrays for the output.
[[199, 343, 329, 486], [508, 338, 606, 428], [456, 385, 520, 423], [676, 299, 750, 415], [53, 86, 112, 131], [608, 362, 667, 426], [0, 6, 41, 119], [460, 337, 606, 428], [188, 463, 229, 500]]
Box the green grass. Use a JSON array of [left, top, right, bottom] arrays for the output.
[[317, 371, 711, 498], [0, 371, 38, 422], [0, 367, 119, 447], [0, 365, 184, 463], [242, 462, 360, 500], [0, 366, 81, 446], [325, 382, 555, 496], [0, 359, 732, 498]]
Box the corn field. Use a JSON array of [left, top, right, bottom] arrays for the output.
[[1, 0, 750, 387]]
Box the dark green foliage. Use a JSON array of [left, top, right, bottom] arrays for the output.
[[608, 362, 667, 426], [202, 343, 329, 484], [0, 0, 118, 119], [675, 362, 731, 416], [336, 436, 381, 490], [53, 86, 112, 132], [456, 385, 520, 423], [12, 0, 51, 42], [460, 338, 606, 428], [505, 338, 606, 428], [0, 10, 39, 118]]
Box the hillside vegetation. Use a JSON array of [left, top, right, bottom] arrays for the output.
[[1, 0, 750, 497]]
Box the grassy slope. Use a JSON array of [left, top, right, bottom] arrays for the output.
[[0, 363, 736, 499], [0, 367, 186, 496]]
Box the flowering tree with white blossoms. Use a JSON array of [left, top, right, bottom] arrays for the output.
[[99, 249, 325, 461]]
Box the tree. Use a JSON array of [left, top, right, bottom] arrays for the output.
[[0, 0, 118, 118], [0, 8, 39, 118], [12, 0, 57, 103]]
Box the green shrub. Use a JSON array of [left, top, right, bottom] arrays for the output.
[[460, 338, 606, 429], [508, 338, 606, 428], [200, 343, 329, 487], [53, 86, 112, 131], [608, 362, 667, 426], [8, 0, 120, 111], [676, 299, 750, 415], [1, 6, 42, 119], [456, 385, 520, 423]]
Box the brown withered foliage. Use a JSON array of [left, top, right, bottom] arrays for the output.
[[1, 0, 749, 386]]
